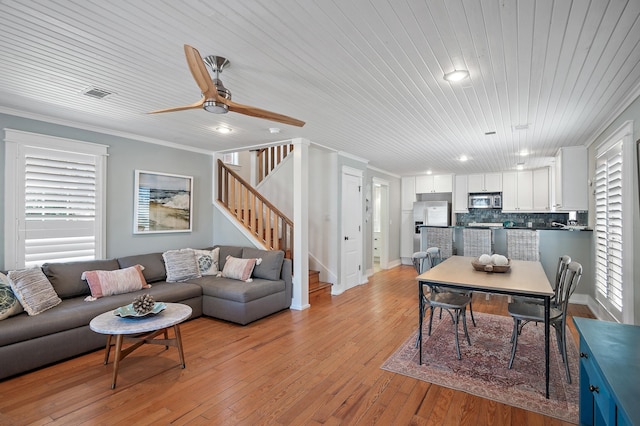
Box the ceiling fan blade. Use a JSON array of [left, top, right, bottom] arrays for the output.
[[226, 100, 305, 127], [183, 44, 218, 99], [147, 97, 205, 114]]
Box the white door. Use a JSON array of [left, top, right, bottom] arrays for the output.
[[342, 169, 362, 290]]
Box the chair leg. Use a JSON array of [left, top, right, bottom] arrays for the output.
[[468, 299, 476, 327], [561, 323, 571, 384], [508, 319, 520, 369], [428, 308, 435, 336], [461, 309, 471, 345], [452, 309, 462, 360]]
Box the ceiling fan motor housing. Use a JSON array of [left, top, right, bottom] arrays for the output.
[[203, 55, 232, 113]]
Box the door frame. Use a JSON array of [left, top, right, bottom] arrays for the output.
[[339, 166, 363, 293], [372, 177, 390, 270]]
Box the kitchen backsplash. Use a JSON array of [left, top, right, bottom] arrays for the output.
[[456, 210, 588, 228]]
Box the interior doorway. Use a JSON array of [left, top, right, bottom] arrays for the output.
[[372, 178, 389, 272]]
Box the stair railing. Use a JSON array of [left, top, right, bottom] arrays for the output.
[[256, 144, 294, 184], [217, 159, 293, 260]]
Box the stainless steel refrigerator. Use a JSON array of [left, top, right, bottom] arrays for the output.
[[413, 201, 450, 252]]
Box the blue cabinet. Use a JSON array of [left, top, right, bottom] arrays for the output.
[[574, 318, 640, 425]]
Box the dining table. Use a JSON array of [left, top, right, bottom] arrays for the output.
[[416, 255, 555, 398]]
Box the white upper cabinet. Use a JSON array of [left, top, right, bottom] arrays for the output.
[[554, 146, 588, 211], [502, 170, 533, 212], [401, 177, 416, 211], [415, 174, 453, 193], [503, 168, 550, 212], [467, 173, 502, 192], [453, 175, 468, 213], [532, 167, 551, 211]]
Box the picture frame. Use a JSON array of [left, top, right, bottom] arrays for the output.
[[133, 170, 193, 234]]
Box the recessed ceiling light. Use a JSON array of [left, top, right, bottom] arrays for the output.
[[269, 127, 281, 134], [459, 155, 468, 162], [519, 149, 529, 156], [443, 69, 470, 82], [215, 126, 232, 134], [513, 124, 529, 131], [426, 170, 433, 175], [516, 162, 525, 170]]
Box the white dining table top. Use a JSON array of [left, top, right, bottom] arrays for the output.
[[416, 256, 554, 297]]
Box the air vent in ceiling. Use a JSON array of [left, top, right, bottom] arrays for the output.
[[82, 87, 114, 99]]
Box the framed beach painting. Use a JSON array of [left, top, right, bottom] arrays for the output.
[[134, 170, 193, 234]]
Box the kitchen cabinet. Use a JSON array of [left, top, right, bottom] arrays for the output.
[[401, 177, 416, 211], [453, 175, 468, 213], [502, 170, 533, 211], [467, 173, 502, 193], [573, 318, 640, 425], [415, 174, 453, 193], [554, 146, 588, 211], [532, 167, 551, 211]]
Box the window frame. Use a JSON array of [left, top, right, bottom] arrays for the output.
[[593, 120, 635, 324], [4, 129, 108, 269]]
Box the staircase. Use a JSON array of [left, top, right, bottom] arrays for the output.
[[218, 154, 333, 296], [309, 270, 332, 296]]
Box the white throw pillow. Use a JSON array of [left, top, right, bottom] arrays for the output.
[[194, 248, 220, 276], [8, 268, 61, 316], [162, 248, 201, 282]]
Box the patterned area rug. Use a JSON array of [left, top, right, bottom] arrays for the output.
[[381, 312, 579, 423]]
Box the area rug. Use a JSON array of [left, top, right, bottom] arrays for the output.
[[381, 312, 579, 423]]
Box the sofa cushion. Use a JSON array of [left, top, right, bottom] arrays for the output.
[[222, 256, 260, 282], [0, 281, 202, 347], [163, 249, 201, 282], [193, 276, 286, 303], [8, 268, 62, 316], [82, 265, 150, 299], [242, 248, 285, 281], [217, 246, 243, 270], [43, 259, 120, 299], [194, 248, 220, 276], [117, 252, 166, 283], [0, 272, 23, 320]]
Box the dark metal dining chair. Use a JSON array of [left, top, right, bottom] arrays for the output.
[[513, 255, 571, 306], [414, 247, 472, 359], [507, 261, 583, 383]]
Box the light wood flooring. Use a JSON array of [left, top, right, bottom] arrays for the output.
[[0, 265, 595, 425]]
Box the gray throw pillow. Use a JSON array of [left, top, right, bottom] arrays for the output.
[[0, 272, 23, 319], [162, 248, 201, 282], [8, 268, 62, 316], [242, 248, 284, 281]]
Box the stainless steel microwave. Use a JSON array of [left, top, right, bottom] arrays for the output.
[[468, 193, 502, 209]]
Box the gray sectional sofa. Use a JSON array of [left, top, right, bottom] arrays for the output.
[[0, 245, 292, 380]]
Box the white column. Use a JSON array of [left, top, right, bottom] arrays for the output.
[[290, 138, 310, 310]]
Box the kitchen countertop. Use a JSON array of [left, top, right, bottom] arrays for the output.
[[417, 224, 592, 231]]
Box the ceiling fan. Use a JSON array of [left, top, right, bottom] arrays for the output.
[[149, 44, 305, 127]]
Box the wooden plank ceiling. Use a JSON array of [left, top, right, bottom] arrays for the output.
[[0, 0, 639, 176]]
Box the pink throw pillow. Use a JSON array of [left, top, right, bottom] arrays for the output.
[[221, 256, 262, 282], [82, 265, 150, 299]]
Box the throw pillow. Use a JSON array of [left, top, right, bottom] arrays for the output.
[[194, 248, 220, 276], [221, 255, 262, 282], [81, 265, 150, 300], [162, 248, 201, 282], [242, 248, 284, 281], [0, 272, 23, 320], [8, 268, 62, 316]]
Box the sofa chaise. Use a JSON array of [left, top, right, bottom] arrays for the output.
[[0, 245, 292, 380]]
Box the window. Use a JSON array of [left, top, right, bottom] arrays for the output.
[[4, 130, 108, 269], [593, 121, 634, 323], [222, 152, 238, 165]]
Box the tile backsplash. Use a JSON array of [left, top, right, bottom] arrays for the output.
[[456, 210, 588, 228]]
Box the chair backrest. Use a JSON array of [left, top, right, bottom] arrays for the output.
[[425, 247, 441, 269], [556, 261, 582, 314], [411, 251, 428, 274], [462, 228, 492, 257], [506, 229, 539, 261], [425, 227, 453, 258], [554, 255, 572, 292]]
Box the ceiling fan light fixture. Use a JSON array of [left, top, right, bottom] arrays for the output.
[[204, 100, 229, 114], [443, 69, 469, 82]]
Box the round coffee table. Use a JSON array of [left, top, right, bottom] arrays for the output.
[[90, 302, 192, 389]]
